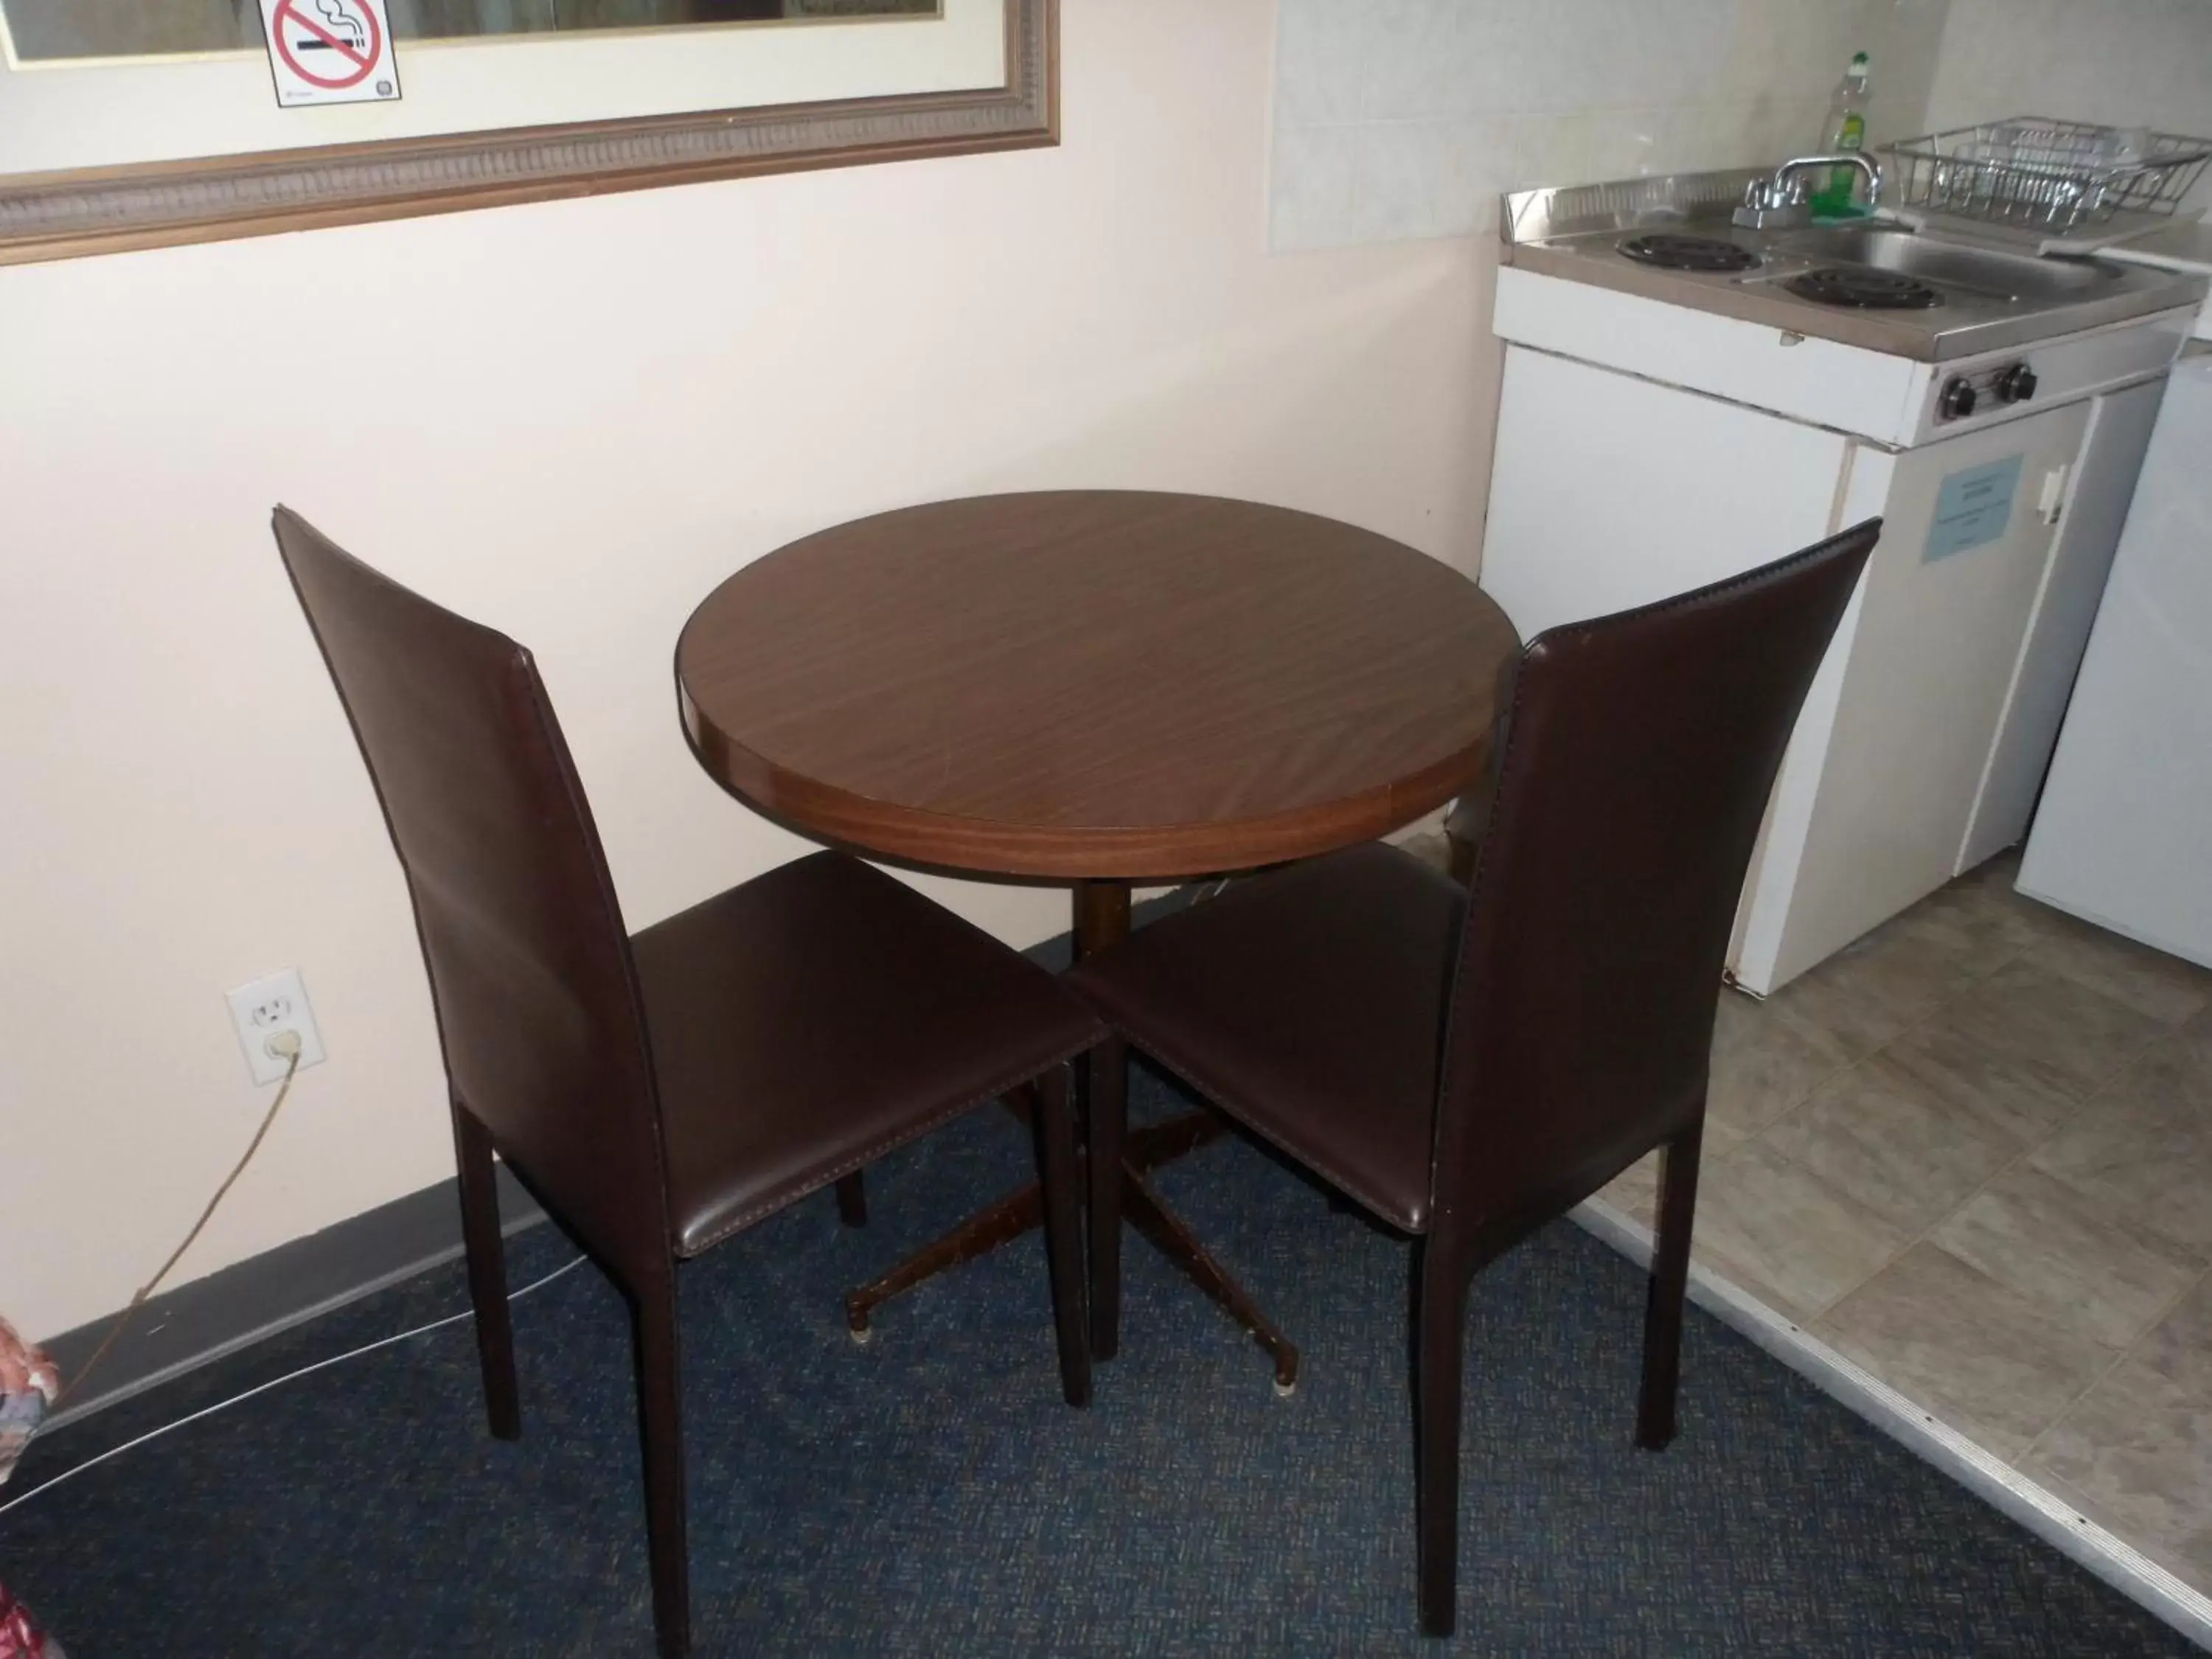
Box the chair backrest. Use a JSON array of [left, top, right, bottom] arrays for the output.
[[1432, 521, 1880, 1239], [272, 507, 673, 1276]]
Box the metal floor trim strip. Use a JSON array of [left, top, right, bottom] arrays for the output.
[[1573, 1194, 2212, 1653]]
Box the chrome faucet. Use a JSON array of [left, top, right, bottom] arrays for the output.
[[1731, 153, 1883, 230]]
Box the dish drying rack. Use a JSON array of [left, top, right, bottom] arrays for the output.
[[1882, 117, 2211, 253]]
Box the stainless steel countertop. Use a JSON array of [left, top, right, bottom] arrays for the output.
[[1503, 170, 2209, 362]]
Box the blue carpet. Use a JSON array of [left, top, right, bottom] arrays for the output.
[[4, 1049, 2197, 1654]]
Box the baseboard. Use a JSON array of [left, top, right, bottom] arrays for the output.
[[39, 1165, 545, 1432]]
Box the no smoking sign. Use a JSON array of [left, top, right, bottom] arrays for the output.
[[258, 0, 400, 108]]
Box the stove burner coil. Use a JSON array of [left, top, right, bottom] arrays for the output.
[[1786, 267, 1944, 310], [1616, 232, 1761, 273]]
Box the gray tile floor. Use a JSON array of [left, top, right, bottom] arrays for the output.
[[1595, 852, 2212, 1600]]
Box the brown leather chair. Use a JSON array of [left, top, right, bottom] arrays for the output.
[[1068, 521, 1880, 1636], [271, 508, 1102, 1659]]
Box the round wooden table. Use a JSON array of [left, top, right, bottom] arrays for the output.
[[678, 490, 1518, 1380]]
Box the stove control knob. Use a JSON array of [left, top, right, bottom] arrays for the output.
[[1997, 363, 2039, 404], [1940, 376, 1978, 420]]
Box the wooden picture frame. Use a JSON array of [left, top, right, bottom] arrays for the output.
[[0, 0, 1052, 267]]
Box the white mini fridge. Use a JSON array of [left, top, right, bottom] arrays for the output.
[[2020, 351, 2212, 969]]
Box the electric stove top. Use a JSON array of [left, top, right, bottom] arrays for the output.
[[1617, 232, 1761, 274], [1786, 267, 1944, 310], [1501, 169, 2205, 361]]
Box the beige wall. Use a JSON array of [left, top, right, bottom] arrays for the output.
[[0, 0, 1496, 1342]]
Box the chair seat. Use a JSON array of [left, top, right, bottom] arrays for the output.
[[1068, 843, 1464, 1232], [633, 851, 1102, 1256]]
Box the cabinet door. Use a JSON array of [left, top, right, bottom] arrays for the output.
[[1481, 347, 1853, 633], [1959, 377, 2167, 870], [1766, 400, 2090, 987]]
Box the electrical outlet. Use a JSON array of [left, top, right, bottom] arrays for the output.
[[225, 968, 327, 1085]]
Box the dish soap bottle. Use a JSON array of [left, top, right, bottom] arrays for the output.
[[1812, 51, 1871, 218]]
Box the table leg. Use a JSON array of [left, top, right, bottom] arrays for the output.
[[1075, 880, 1299, 1391], [1124, 1166, 1301, 1393], [843, 1173, 1044, 1343], [1073, 880, 1130, 1360], [836, 877, 1301, 1394]]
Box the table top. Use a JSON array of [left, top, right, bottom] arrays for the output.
[[677, 490, 1519, 880]]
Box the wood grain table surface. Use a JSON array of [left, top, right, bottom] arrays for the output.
[[677, 490, 1517, 882]]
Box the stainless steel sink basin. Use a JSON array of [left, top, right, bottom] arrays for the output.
[[1768, 224, 2121, 303]]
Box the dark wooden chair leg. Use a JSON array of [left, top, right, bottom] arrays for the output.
[[1029, 1066, 1092, 1408], [1638, 1116, 1705, 1451], [451, 1100, 519, 1441], [1413, 1238, 1471, 1638], [633, 1271, 690, 1659], [1086, 1035, 1128, 1361], [835, 1170, 867, 1228]]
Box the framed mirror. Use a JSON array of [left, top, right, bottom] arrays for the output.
[[0, 0, 1051, 265]]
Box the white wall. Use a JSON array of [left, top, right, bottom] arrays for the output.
[[0, 0, 1497, 1341], [1924, 0, 2212, 214], [1927, 0, 2212, 134], [1270, 0, 1952, 251]]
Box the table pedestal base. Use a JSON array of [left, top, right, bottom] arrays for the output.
[[1119, 1157, 1301, 1393], [838, 881, 1301, 1391], [843, 1114, 1298, 1391]]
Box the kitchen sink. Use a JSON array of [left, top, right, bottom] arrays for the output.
[[1767, 223, 2122, 303], [1503, 166, 2208, 358]]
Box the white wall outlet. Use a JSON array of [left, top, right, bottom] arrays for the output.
[[225, 968, 327, 1085]]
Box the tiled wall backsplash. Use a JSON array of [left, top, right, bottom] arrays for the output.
[[1271, 0, 1950, 251]]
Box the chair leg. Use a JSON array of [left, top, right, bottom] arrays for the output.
[[450, 1099, 518, 1441], [1086, 1036, 1128, 1362], [835, 1170, 868, 1228], [633, 1270, 690, 1659], [1413, 1238, 1472, 1638], [1029, 1066, 1092, 1408], [1638, 1116, 1705, 1451]]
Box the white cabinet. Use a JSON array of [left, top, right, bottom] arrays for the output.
[[1481, 345, 2145, 994], [1747, 401, 2087, 989], [1481, 347, 1852, 634]]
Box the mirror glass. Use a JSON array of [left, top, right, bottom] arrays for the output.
[[2, 0, 935, 64]]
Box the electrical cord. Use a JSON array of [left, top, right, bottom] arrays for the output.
[[3, 1026, 588, 1523], [0, 1254, 586, 1521], [58, 1037, 307, 1408]]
